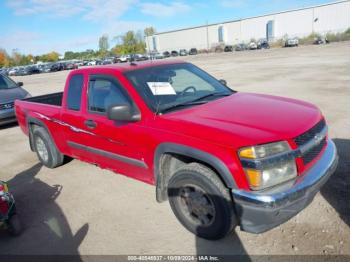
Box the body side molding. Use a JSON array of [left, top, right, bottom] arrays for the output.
[[67, 141, 148, 169]]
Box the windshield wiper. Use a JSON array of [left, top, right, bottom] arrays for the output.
[[189, 92, 232, 103], [159, 101, 208, 114], [159, 92, 232, 114]]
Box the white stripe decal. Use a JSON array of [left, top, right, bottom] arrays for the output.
[[34, 112, 95, 136]]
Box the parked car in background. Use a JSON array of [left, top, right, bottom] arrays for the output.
[[248, 42, 258, 50], [163, 51, 171, 58], [285, 38, 299, 47], [88, 60, 97, 66], [38, 63, 53, 73], [13, 67, 24, 76], [75, 61, 84, 67], [134, 54, 148, 61], [118, 55, 130, 63], [257, 39, 270, 49], [28, 65, 41, 74], [171, 50, 179, 57], [65, 62, 78, 70], [148, 52, 164, 60], [179, 49, 188, 56], [0, 68, 10, 76], [15, 66, 39, 76], [50, 62, 64, 72], [8, 68, 19, 76], [113, 57, 120, 64], [235, 43, 248, 51], [189, 48, 198, 55], [0, 68, 9, 76], [224, 45, 234, 52], [155, 52, 165, 59], [314, 36, 329, 45], [0, 74, 31, 125], [102, 59, 113, 65]]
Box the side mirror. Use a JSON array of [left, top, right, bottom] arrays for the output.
[[17, 82, 23, 87], [107, 104, 140, 122], [219, 79, 227, 86]]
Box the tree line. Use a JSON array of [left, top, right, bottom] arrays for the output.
[[0, 49, 60, 68], [0, 27, 156, 68]]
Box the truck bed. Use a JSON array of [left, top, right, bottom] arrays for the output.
[[23, 92, 63, 106], [15, 92, 63, 136]]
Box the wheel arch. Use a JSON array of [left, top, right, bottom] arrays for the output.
[[26, 117, 58, 152], [154, 143, 237, 202]]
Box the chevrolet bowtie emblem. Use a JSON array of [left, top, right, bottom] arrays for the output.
[[314, 133, 323, 144]]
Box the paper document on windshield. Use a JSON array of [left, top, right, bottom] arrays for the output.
[[147, 82, 176, 95]]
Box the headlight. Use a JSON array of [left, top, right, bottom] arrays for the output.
[[239, 141, 297, 190], [239, 141, 290, 159]]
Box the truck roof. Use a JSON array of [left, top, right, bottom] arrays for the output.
[[74, 59, 185, 74]]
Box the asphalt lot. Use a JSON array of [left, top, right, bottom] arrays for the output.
[[0, 42, 349, 256]]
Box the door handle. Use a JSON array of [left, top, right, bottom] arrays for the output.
[[84, 120, 97, 129]]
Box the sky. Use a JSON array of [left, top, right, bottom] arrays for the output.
[[0, 0, 335, 55]]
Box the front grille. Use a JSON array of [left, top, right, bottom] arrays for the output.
[[302, 137, 326, 165], [0, 102, 14, 110], [294, 119, 326, 146], [294, 119, 327, 165]]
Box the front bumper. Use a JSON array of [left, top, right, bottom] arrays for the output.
[[0, 108, 17, 125], [232, 139, 338, 233]]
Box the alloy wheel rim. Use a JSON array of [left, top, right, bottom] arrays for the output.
[[178, 184, 216, 227], [36, 137, 49, 162]]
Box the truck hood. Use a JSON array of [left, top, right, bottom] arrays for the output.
[[162, 92, 322, 148], [0, 88, 29, 103]]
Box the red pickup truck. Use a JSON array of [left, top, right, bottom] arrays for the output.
[[15, 60, 338, 240]]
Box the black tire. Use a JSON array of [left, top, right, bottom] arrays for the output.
[[167, 163, 237, 240], [32, 126, 64, 168], [7, 214, 22, 236]]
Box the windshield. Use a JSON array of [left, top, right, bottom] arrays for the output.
[[0, 74, 18, 89], [125, 63, 234, 114]]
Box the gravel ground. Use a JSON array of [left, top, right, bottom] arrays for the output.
[[0, 42, 349, 257]]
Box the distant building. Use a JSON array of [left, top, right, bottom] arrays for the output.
[[145, 0, 350, 52]]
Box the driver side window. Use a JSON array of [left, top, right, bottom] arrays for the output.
[[88, 76, 130, 114]]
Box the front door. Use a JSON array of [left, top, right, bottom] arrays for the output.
[[69, 73, 150, 183]]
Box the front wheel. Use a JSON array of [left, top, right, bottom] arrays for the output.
[[167, 163, 237, 240]]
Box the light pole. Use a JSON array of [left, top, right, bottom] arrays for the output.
[[206, 20, 209, 52]]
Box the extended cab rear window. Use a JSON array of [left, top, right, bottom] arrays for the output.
[[67, 74, 84, 111]]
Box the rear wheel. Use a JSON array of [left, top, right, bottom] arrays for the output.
[[33, 126, 64, 168], [167, 163, 237, 240]]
